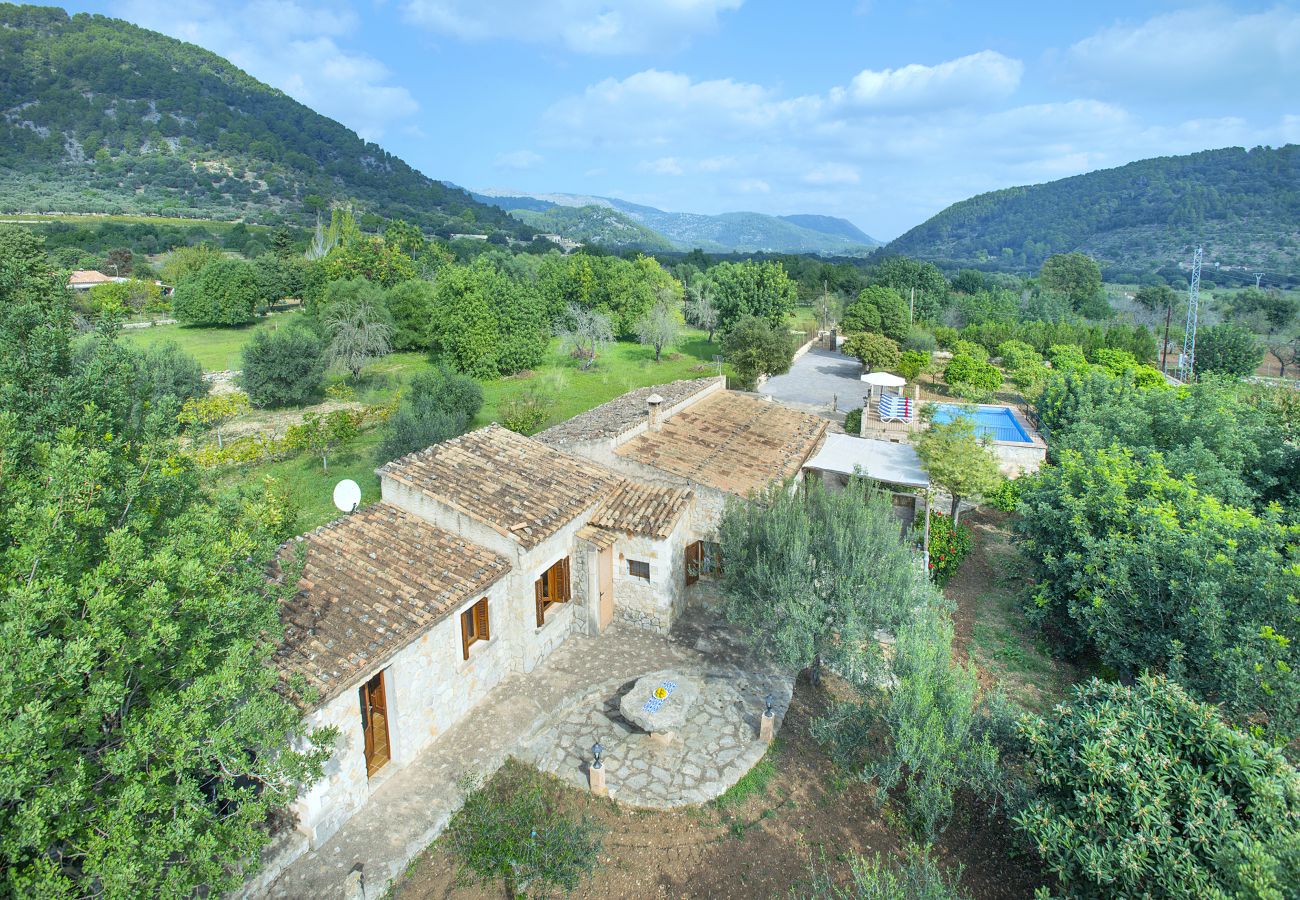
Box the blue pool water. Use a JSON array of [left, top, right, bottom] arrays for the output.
[[931, 404, 1031, 443]]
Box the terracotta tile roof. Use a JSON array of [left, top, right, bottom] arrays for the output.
[[589, 480, 691, 539], [536, 378, 718, 447], [615, 391, 828, 497], [273, 503, 510, 706], [67, 269, 114, 285], [576, 524, 619, 549], [377, 424, 620, 550]]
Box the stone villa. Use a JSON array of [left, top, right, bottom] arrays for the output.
[[270, 378, 827, 859]]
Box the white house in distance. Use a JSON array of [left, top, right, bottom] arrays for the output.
[[266, 379, 830, 870]]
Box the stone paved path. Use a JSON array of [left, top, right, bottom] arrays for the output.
[[250, 610, 790, 900]]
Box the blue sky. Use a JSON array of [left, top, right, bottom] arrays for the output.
[[54, 1, 1300, 239]]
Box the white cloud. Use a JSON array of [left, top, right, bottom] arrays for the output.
[[836, 50, 1022, 110], [494, 149, 544, 170], [540, 49, 1293, 239], [1066, 7, 1300, 100], [400, 0, 743, 54], [544, 69, 817, 147], [111, 0, 418, 140], [802, 163, 860, 185], [643, 157, 685, 176]]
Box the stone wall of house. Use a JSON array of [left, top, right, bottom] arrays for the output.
[[293, 689, 371, 850], [611, 522, 687, 633], [290, 575, 516, 851], [379, 474, 598, 674]]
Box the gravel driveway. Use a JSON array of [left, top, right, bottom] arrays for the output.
[[760, 347, 865, 413]]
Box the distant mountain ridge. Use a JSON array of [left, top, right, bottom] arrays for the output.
[[471, 189, 879, 255], [0, 4, 527, 237], [886, 145, 1300, 276]]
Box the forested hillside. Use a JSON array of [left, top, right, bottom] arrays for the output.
[[0, 4, 527, 236], [508, 204, 674, 251], [887, 145, 1300, 276], [474, 189, 877, 254]]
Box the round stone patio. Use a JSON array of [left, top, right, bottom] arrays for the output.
[[519, 668, 792, 809]]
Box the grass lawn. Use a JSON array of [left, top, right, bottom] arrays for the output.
[[120, 312, 300, 371], [208, 329, 727, 532]]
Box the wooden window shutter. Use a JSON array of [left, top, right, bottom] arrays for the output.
[[685, 541, 701, 585], [461, 609, 472, 660], [476, 599, 489, 641], [535, 577, 545, 627], [562, 556, 571, 601]]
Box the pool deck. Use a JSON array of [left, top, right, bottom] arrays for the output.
[[858, 401, 1046, 476]]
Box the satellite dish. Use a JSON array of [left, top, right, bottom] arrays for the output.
[[333, 479, 361, 514]]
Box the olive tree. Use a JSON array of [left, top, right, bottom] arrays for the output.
[[719, 477, 918, 684]]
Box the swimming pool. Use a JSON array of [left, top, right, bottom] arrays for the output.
[[931, 404, 1031, 443]]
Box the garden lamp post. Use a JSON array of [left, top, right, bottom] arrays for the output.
[[588, 739, 607, 797]]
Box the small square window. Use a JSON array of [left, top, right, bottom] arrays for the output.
[[628, 559, 650, 580]]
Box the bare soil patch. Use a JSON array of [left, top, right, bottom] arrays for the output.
[[945, 509, 1079, 711], [390, 676, 1042, 900]]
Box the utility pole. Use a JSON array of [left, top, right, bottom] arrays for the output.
[[909, 287, 915, 325], [1161, 296, 1174, 374], [1254, 272, 1264, 289]]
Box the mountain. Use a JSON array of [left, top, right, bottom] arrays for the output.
[[886, 145, 1300, 276], [778, 214, 875, 245], [472, 189, 879, 255], [507, 205, 674, 252], [0, 5, 527, 237]]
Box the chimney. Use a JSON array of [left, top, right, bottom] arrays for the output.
[[646, 393, 665, 431]]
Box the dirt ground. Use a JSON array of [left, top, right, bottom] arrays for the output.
[[390, 510, 1059, 900], [391, 686, 1044, 900]]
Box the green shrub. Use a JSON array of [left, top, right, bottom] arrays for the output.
[[800, 844, 970, 900], [1016, 674, 1300, 899], [995, 340, 1039, 370], [898, 350, 931, 382], [1194, 322, 1265, 376], [1131, 365, 1167, 389], [948, 339, 988, 362], [1090, 346, 1135, 370], [903, 327, 937, 353], [171, 258, 263, 325], [1045, 343, 1088, 371], [843, 407, 863, 434], [815, 603, 998, 839], [922, 512, 972, 585], [444, 761, 605, 898], [498, 387, 555, 435], [375, 367, 482, 463], [844, 332, 901, 372], [942, 354, 1001, 402], [139, 340, 208, 407], [986, 477, 1024, 513], [239, 325, 325, 407], [932, 326, 959, 350]]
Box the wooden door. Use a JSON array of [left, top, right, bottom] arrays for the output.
[[597, 546, 614, 631], [359, 671, 391, 777]]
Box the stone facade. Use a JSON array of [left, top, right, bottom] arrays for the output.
[[610, 520, 688, 633], [292, 575, 514, 849]]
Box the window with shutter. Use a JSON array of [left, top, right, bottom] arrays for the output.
[[628, 559, 650, 580], [534, 557, 571, 626], [461, 598, 490, 659], [685, 541, 701, 585]]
